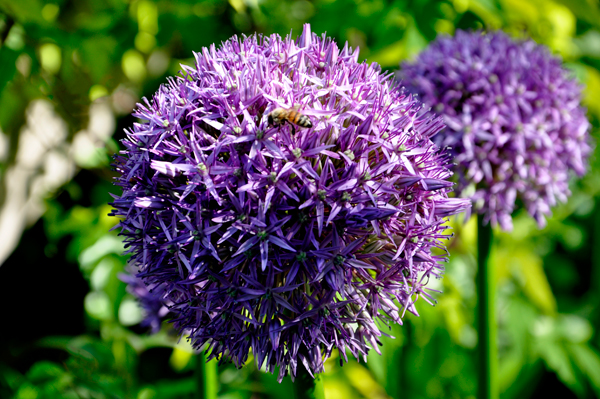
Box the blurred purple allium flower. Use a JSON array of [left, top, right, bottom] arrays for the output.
[[399, 30, 591, 231], [110, 24, 470, 380], [120, 268, 170, 333]]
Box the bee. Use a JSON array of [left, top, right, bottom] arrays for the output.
[[268, 106, 312, 134]]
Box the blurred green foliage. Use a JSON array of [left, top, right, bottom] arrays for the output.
[[1, 0, 600, 398]]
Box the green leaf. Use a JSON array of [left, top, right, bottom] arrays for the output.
[[78, 234, 124, 270], [15, 382, 40, 399], [496, 246, 557, 315], [152, 378, 196, 398], [554, 0, 600, 28], [0, 0, 44, 24], [557, 315, 592, 344], [0, 47, 19, 95], [26, 361, 64, 383], [498, 351, 526, 392], [468, 0, 502, 28], [0, 82, 28, 141], [369, 17, 427, 66], [537, 339, 585, 396], [569, 343, 600, 397], [0, 364, 26, 392], [80, 36, 120, 83], [581, 65, 600, 118]]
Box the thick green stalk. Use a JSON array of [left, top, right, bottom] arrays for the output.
[[399, 321, 411, 398], [594, 198, 600, 307], [294, 366, 325, 399], [196, 352, 218, 399], [477, 215, 497, 399]]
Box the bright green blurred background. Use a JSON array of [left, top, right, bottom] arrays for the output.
[[1, 0, 599, 398]]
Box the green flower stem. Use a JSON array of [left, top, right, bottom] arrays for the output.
[[294, 367, 325, 399], [196, 352, 218, 399], [477, 215, 497, 399], [399, 322, 411, 398]]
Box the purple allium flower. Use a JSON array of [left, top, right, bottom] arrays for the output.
[[120, 268, 170, 333], [110, 24, 470, 380], [399, 30, 591, 231]]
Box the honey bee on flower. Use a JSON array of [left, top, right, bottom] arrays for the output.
[[268, 105, 312, 134]]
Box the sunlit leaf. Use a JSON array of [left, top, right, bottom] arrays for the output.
[[554, 0, 600, 28], [170, 346, 194, 372], [495, 246, 557, 315], [0, 0, 45, 23], [536, 338, 585, 396], [498, 351, 526, 392], [569, 344, 600, 397]]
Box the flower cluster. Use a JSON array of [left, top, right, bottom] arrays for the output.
[[120, 268, 170, 333], [399, 30, 591, 230], [110, 24, 470, 380]]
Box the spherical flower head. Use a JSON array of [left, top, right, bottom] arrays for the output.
[[120, 268, 170, 333], [110, 24, 470, 380], [399, 30, 591, 231]]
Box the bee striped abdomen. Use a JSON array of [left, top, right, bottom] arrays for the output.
[[295, 114, 312, 128], [267, 107, 312, 129], [288, 109, 299, 124]]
